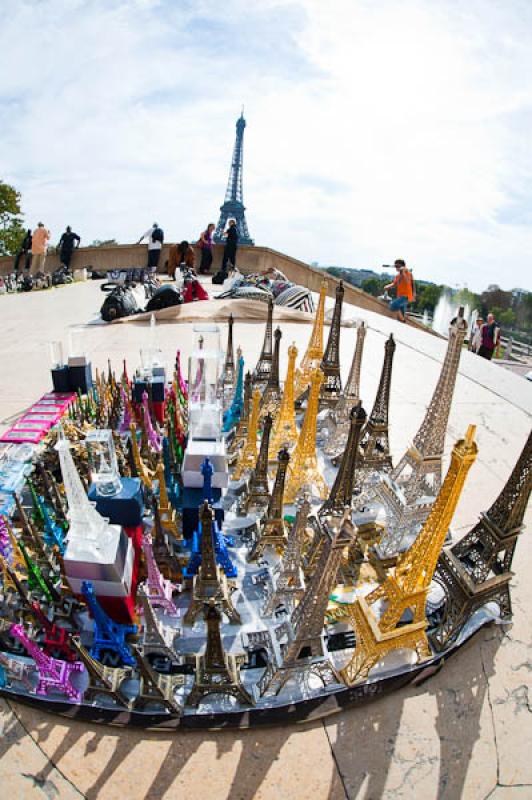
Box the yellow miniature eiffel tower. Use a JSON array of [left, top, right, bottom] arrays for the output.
[[284, 369, 328, 504], [269, 343, 298, 461], [6, 526, 27, 575], [294, 281, 327, 401], [232, 389, 261, 481], [156, 462, 181, 541], [340, 425, 478, 686], [0, 553, 16, 592], [130, 422, 154, 490]]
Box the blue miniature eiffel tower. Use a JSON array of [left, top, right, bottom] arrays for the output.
[[41, 500, 66, 554], [81, 581, 137, 667], [223, 356, 245, 432]]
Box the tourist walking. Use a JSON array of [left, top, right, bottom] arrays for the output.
[[221, 219, 239, 273], [31, 222, 50, 274], [384, 259, 416, 322], [137, 222, 164, 270], [478, 314, 500, 360], [470, 317, 483, 353], [58, 225, 81, 270], [198, 223, 215, 274], [13, 229, 32, 272]]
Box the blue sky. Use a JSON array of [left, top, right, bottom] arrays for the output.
[[1, 0, 531, 292]]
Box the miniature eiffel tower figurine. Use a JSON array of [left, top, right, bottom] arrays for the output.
[[184, 502, 241, 625], [136, 585, 179, 662], [223, 354, 244, 432], [340, 426, 478, 686], [129, 422, 154, 490], [242, 413, 273, 514], [284, 369, 328, 504], [228, 371, 252, 457], [319, 402, 367, 519], [221, 313, 235, 393], [132, 645, 183, 715], [252, 298, 274, 387], [140, 528, 178, 615], [318, 281, 344, 410], [70, 636, 132, 707], [156, 462, 181, 541], [248, 448, 290, 561], [294, 280, 327, 402], [232, 389, 261, 481], [269, 343, 298, 460], [348, 334, 396, 477], [186, 599, 254, 707], [263, 496, 310, 616], [260, 514, 353, 696], [430, 429, 532, 651], [260, 327, 282, 419]]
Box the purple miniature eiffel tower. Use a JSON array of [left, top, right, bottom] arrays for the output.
[[142, 391, 162, 452], [0, 516, 12, 563], [10, 623, 85, 702], [175, 350, 188, 404], [141, 530, 178, 615]]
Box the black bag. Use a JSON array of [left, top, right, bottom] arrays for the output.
[[152, 227, 164, 244], [100, 283, 140, 321], [212, 269, 228, 285], [21, 274, 33, 292], [145, 284, 183, 312]]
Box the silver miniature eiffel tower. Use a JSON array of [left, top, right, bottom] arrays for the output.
[[262, 497, 310, 616]]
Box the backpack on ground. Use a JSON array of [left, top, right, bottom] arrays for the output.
[[145, 283, 183, 312], [100, 283, 141, 322]]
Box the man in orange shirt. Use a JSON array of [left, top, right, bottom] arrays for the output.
[[384, 259, 416, 322], [31, 222, 51, 275]]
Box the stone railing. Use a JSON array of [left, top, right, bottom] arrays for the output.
[[0, 242, 433, 332]]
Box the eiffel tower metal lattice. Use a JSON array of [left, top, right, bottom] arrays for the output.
[[232, 389, 261, 481], [228, 371, 252, 458], [214, 111, 254, 245], [340, 425, 477, 685], [262, 497, 310, 616], [260, 327, 282, 419], [260, 515, 353, 696], [221, 313, 235, 390], [248, 448, 290, 561], [242, 413, 273, 514], [252, 299, 274, 387], [186, 599, 254, 707], [319, 402, 367, 519], [294, 280, 327, 402], [269, 343, 298, 460], [430, 429, 532, 651], [319, 281, 344, 409]]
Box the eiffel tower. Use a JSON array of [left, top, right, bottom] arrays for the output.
[[214, 110, 254, 245], [294, 280, 327, 402], [242, 413, 273, 514], [262, 497, 310, 616], [319, 281, 344, 410], [260, 327, 282, 418], [430, 429, 532, 651], [269, 343, 298, 460], [319, 402, 367, 519], [260, 514, 353, 696], [248, 447, 290, 561], [70, 636, 132, 707], [323, 321, 366, 455], [252, 299, 274, 387]]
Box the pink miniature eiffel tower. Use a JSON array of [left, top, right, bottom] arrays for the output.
[[10, 623, 85, 702], [142, 391, 162, 452], [175, 350, 188, 404], [141, 530, 178, 615]]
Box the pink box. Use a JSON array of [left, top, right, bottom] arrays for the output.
[[0, 429, 47, 444]]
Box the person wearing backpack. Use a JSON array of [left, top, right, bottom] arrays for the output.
[[138, 222, 164, 269]]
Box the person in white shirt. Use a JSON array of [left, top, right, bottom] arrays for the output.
[[137, 222, 164, 269]]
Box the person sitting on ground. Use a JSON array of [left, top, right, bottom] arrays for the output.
[[31, 222, 50, 275], [13, 229, 32, 273], [478, 313, 500, 360], [384, 259, 415, 322], [58, 225, 81, 270], [260, 266, 288, 281], [168, 240, 195, 278]]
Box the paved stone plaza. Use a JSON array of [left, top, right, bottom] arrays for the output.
[[0, 279, 531, 800]]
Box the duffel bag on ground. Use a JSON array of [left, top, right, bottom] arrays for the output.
[[145, 284, 184, 312], [100, 283, 141, 321]]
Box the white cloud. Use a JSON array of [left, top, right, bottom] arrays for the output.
[[0, 0, 531, 291]]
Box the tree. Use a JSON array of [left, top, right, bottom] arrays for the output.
[[498, 308, 516, 327], [481, 285, 512, 316], [89, 239, 118, 247], [0, 180, 25, 256], [414, 283, 444, 312], [361, 277, 386, 297]]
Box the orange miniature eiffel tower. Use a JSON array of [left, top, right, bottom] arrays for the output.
[[294, 280, 327, 402], [284, 369, 328, 504], [232, 389, 261, 481], [340, 425, 478, 686], [269, 343, 298, 461]]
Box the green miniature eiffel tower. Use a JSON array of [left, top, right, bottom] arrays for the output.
[[27, 478, 45, 528], [18, 539, 54, 602]]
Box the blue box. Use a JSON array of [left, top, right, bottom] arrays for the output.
[[88, 477, 143, 527]]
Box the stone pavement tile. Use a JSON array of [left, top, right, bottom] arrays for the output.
[[487, 786, 532, 798], [8, 704, 344, 800], [0, 699, 83, 799]]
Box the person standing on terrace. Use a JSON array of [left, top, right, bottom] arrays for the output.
[[31, 222, 50, 275], [384, 259, 416, 322], [198, 223, 215, 274]]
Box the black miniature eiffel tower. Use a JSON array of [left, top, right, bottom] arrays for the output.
[[252, 298, 274, 387], [260, 327, 282, 418], [320, 402, 367, 518], [319, 281, 344, 410], [185, 599, 254, 707], [221, 313, 235, 390], [352, 334, 396, 473], [260, 515, 353, 696], [242, 413, 273, 515], [430, 430, 531, 651], [184, 502, 241, 625], [248, 447, 290, 561]]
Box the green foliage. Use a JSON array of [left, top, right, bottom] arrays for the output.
[[0, 180, 25, 256], [414, 283, 444, 312], [89, 239, 118, 247], [481, 285, 512, 315], [455, 287, 481, 311], [361, 277, 386, 297]]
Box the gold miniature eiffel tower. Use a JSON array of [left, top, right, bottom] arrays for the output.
[[184, 503, 241, 625], [269, 343, 298, 461], [284, 369, 328, 504], [294, 280, 327, 402], [0, 553, 17, 592], [228, 371, 252, 458], [248, 448, 290, 561], [260, 327, 282, 419], [130, 422, 154, 490], [132, 645, 184, 715], [242, 413, 273, 514], [262, 496, 310, 615], [6, 526, 27, 575], [156, 462, 181, 541], [185, 599, 254, 707], [340, 425, 478, 686], [137, 585, 178, 662], [232, 389, 261, 481], [70, 636, 133, 707]]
